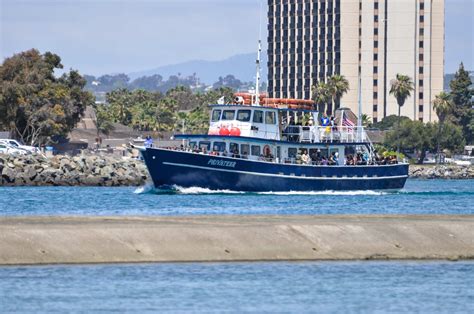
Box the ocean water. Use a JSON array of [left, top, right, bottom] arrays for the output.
[[0, 179, 473, 216], [1, 261, 473, 313]]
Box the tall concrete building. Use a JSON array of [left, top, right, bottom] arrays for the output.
[[267, 0, 444, 122]]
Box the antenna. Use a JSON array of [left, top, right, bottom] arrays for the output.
[[254, 0, 262, 106], [357, 74, 363, 141]]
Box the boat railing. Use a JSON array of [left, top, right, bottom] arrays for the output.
[[282, 126, 369, 143]]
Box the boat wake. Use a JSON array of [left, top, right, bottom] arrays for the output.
[[134, 184, 389, 196]]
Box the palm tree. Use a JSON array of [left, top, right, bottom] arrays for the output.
[[312, 82, 331, 114], [389, 74, 414, 118], [328, 75, 350, 114], [361, 114, 372, 128], [389, 74, 414, 155], [433, 91, 453, 161]]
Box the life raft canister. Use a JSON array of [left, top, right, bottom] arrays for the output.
[[219, 125, 230, 136], [229, 127, 241, 136]]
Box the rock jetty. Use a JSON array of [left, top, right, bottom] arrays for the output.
[[409, 164, 474, 179], [1, 153, 473, 186], [0, 154, 148, 186]]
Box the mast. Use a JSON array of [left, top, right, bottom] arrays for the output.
[[254, 0, 262, 106], [255, 39, 261, 106], [357, 74, 363, 142]]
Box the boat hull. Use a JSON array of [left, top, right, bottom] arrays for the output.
[[142, 148, 409, 192]]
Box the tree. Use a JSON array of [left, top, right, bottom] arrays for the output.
[[327, 75, 349, 114], [361, 114, 372, 128], [0, 49, 94, 145], [389, 74, 414, 154], [155, 98, 177, 133], [372, 115, 410, 130], [312, 82, 331, 114], [433, 91, 453, 157], [94, 104, 115, 138], [106, 88, 134, 125], [449, 63, 474, 144], [384, 119, 464, 163]]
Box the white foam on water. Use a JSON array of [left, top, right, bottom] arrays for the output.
[[169, 185, 387, 196], [173, 186, 245, 194], [134, 183, 155, 194], [257, 190, 387, 196]]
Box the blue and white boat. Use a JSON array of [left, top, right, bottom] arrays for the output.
[[139, 41, 408, 192], [139, 103, 408, 192]]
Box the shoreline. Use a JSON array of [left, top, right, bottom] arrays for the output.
[[1, 215, 473, 265], [1, 154, 473, 187]]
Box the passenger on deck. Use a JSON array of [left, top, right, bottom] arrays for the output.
[[232, 149, 240, 159], [301, 150, 310, 165], [321, 157, 328, 165]]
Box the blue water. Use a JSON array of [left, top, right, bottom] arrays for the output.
[[0, 179, 473, 216], [1, 180, 473, 312], [1, 261, 473, 313]]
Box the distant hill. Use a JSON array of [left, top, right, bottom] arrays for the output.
[[128, 53, 268, 84]]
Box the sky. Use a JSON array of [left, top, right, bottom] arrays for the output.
[[1, 0, 473, 76]]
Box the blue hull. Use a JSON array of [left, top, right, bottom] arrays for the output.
[[142, 148, 409, 192]]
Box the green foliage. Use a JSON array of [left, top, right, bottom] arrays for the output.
[[433, 91, 453, 124], [0, 49, 94, 145], [312, 75, 349, 115], [94, 104, 115, 137], [328, 74, 349, 112], [449, 63, 474, 144], [361, 114, 372, 127], [389, 74, 414, 109], [312, 81, 331, 114], [384, 119, 465, 163], [372, 115, 410, 130]]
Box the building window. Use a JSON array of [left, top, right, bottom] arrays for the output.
[[374, 41, 378, 48], [419, 105, 424, 112], [420, 3, 425, 10], [374, 79, 378, 86], [419, 79, 424, 86], [374, 53, 378, 61], [373, 91, 378, 99], [374, 28, 378, 36], [419, 54, 424, 61], [419, 41, 423, 48], [419, 67, 424, 73], [420, 15, 424, 23], [374, 2, 379, 10], [373, 66, 378, 73], [373, 105, 378, 111], [420, 28, 424, 36], [419, 92, 424, 99]]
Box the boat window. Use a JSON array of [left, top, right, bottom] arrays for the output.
[[251, 145, 261, 156], [222, 110, 235, 120], [189, 141, 197, 149], [253, 110, 264, 123], [241, 144, 250, 156], [236, 110, 251, 122], [211, 109, 221, 122], [288, 148, 297, 158], [265, 111, 276, 124], [199, 141, 211, 151], [230, 142, 239, 154], [212, 141, 226, 152]]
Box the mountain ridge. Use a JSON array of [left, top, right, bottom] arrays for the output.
[[128, 52, 268, 84]]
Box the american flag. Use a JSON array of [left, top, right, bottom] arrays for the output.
[[342, 117, 355, 132]]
